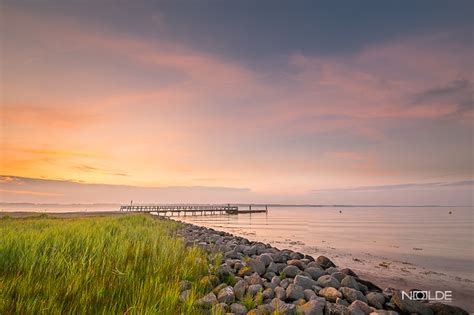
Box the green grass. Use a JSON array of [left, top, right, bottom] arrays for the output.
[[0, 214, 209, 314]]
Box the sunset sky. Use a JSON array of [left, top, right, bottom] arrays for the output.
[[1, 1, 473, 205]]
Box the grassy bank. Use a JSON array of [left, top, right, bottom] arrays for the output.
[[0, 214, 209, 314]]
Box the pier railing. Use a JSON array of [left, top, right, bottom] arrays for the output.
[[119, 204, 268, 216]]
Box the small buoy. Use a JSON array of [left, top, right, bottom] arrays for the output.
[[339, 210, 342, 213], [449, 211, 452, 214]]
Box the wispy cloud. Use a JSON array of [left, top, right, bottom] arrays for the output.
[[312, 180, 474, 192]]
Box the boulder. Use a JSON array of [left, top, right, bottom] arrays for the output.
[[369, 311, 399, 315], [287, 259, 305, 270], [318, 287, 342, 302], [294, 275, 318, 290], [316, 255, 336, 269], [271, 298, 298, 315], [217, 286, 235, 304], [195, 292, 218, 308], [366, 292, 385, 309], [427, 303, 469, 315], [259, 253, 274, 267], [305, 267, 325, 280], [230, 303, 248, 315], [267, 262, 279, 273], [391, 291, 433, 315], [340, 287, 368, 304], [316, 275, 340, 288], [262, 287, 275, 300], [286, 284, 305, 301], [282, 265, 300, 278], [304, 289, 317, 301], [248, 284, 263, 297], [234, 280, 248, 300], [248, 258, 266, 275], [299, 299, 325, 315], [349, 300, 372, 315], [246, 272, 263, 285], [275, 286, 287, 300], [341, 276, 360, 290]]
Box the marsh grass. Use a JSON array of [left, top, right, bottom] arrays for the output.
[[0, 214, 209, 314]]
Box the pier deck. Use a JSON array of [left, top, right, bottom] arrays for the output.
[[119, 204, 267, 216]]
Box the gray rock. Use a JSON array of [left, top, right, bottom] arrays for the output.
[[349, 300, 372, 315], [341, 268, 359, 278], [230, 302, 248, 315], [248, 258, 266, 275], [246, 272, 263, 285], [217, 286, 235, 304], [262, 287, 275, 300], [263, 271, 277, 281], [340, 287, 368, 304], [234, 280, 248, 300], [304, 289, 317, 301], [331, 272, 346, 283], [267, 262, 279, 273], [391, 291, 433, 315], [271, 298, 298, 315], [196, 292, 218, 308], [271, 276, 281, 287], [248, 284, 263, 297], [299, 299, 325, 315], [286, 283, 305, 301], [326, 267, 340, 274], [305, 267, 325, 280], [336, 297, 349, 306], [294, 275, 318, 290], [259, 253, 274, 267], [341, 276, 360, 290], [243, 245, 258, 256], [316, 275, 340, 288], [282, 265, 300, 278], [326, 302, 351, 315], [280, 278, 291, 289], [318, 287, 342, 302], [212, 302, 228, 314], [275, 286, 287, 300], [287, 259, 305, 270], [179, 289, 191, 302], [217, 263, 234, 280], [427, 303, 469, 315], [316, 255, 336, 269], [367, 292, 385, 309]]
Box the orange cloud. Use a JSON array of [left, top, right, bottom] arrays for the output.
[[0, 188, 63, 196]]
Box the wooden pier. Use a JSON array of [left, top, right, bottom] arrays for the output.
[[119, 204, 268, 216]]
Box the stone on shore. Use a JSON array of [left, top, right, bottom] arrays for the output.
[[340, 287, 368, 304], [326, 302, 351, 315], [248, 258, 266, 275], [366, 292, 385, 309], [195, 292, 218, 308], [316, 275, 341, 288], [217, 286, 235, 304], [318, 287, 342, 302], [391, 291, 433, 315], [275, 286, 287, 300], [230, 302, 248, 315], [299, 299, 325, 315], [282, 265, 300, 278], [294, 275, 318, 290], [316, 255, 336, 269], [234, 279, 248, 300], [248, 284, 263, 297], [259, 253, 274, 267], [341, 275, 360, 290], [427, 303, 469, 315], [305, 266, 325, 280], [286, 283, 305, 301], [271, 298, 298, 315], [349, 300, 372, 315]]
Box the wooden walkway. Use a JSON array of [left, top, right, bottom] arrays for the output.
[[119, 204, 268, 216]]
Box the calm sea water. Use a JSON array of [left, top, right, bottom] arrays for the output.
[[176, 206, 474, 274]]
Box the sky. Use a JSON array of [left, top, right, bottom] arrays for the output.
[[1, 1, 473, 205]]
